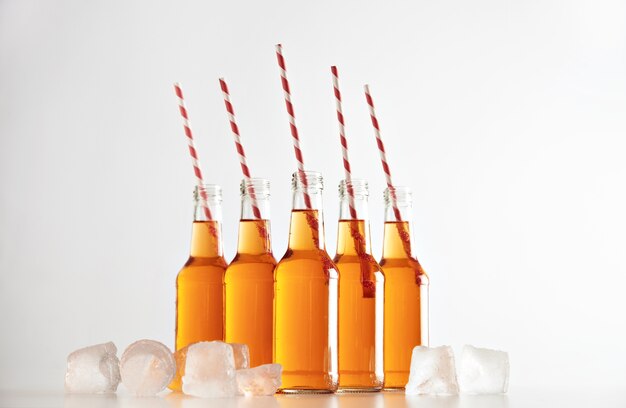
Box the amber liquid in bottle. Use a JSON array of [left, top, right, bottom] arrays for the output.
[[334, 180, 384, 392], [274, 172, 339, 393], [381, 188, 429, 390], [225, 179, 276, 367], [171, 186, 226, 391]]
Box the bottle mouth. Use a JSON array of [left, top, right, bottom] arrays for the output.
[[240, 178, 270, 197], [194, 184, 223, 202], [339, 178, 369, 197], [291, 171, 323, 191], [384, 185, 412, 204]]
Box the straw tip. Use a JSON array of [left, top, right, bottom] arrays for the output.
[[331, 66, 338, 74]]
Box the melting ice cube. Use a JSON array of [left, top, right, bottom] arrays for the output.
[[405, 345, 459, 396], [120, 339, 176, 396], [65, 342, 121, 394], [458, 345, 509, 394], [236, 364, 282, 396], [228, 343, 250, 370], [181, 341, 238, 398]]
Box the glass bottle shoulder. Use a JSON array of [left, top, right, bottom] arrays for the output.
[[228, 252, 277, 266], [380, 256, 429, 284], [275, 248, 339, 280], [334, 252, 384, 270], [178, 256, 227, 279], [224, 253, 277, 281]]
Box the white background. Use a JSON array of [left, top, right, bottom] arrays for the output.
[[1, 0, 626, 393]]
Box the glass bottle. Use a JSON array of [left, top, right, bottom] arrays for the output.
[[225, 178, 276, 367], [274, 171, 339, 393], [381, 186, 429, 390], [334, 179, 384, 392], [171, 184, 227, 391]]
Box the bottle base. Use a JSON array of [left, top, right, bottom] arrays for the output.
[[382, 386, 406, 392], [383, 370, 409, 390], [279, 371, 338, 394], [336, 387, 382, 393], [279, 388, 336, 394], [338, 372, 383, 392]]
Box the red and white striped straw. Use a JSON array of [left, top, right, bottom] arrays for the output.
[[331, 66, 357, 219], [275, 44, 312, 209], [218, 78, 262, 219], [364, 84, 402, 221], [174, 82, 213, 220]]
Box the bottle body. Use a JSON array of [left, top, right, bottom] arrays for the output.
[[381, 188, 429, 390], [274, 172, 339, 393], [225, 179, 276, 367], [334, 180, 384, 391], [172, 186, 226, 391]]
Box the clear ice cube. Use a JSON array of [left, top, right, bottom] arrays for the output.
[[65, 341, 121, 394], [120, 339, 176, 396], [405, 345, 459, 395], [181, 341, 238, 398], [458, 345, 509, 394], [236, 364, 282, 396], [228, 343, 250, 370]]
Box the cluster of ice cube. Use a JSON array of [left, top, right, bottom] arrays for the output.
[[179, 341, 282, 397], [65, 340, 282, 398], [64, 342, 121, 394], [405, 345, 509, 396]]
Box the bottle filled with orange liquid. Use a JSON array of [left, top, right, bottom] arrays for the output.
[[381, 186, 429, 390], [171, 184, 227, 391], [274, 171, 339, 393], [225, 178, 276, 367], [334, 179, 384, 392]]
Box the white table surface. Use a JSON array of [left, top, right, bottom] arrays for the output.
[[1, 389, 624, 408]]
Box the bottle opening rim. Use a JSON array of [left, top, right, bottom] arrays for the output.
[[291, 171, 323, 190], [240, 178, 271, 196], [339, 178, 369, 197]]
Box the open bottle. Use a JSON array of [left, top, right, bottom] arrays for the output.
[[273, 171, 339, 393], [224, 178, 276, 367], [334, 179, 384, 392], [380, 186, 429, 390], [171, 184, 227, 391]]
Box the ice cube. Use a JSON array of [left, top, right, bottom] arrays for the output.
[[181, 341, 238, 398], [119, 339, 176, 396], [405, 345, 459, 395], [236, 364, 282, 396], [458, 345, 509, 394], [228, 343, 250, 369], [65, 341, 121, 393]]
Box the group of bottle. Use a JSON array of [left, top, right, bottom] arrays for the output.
[[173, 171, 428, 393]]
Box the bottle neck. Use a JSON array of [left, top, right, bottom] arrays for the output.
[[336, 220, 373, 256], [288, 171, 326, 250], [384, 198, 412, 222], [382, 220, 414, 259], [190, 185, 223, 258], [339, 185, 369, 221], [336, 179, 372, 256], [236, 219, 272, 255], [288, 209, 326, 250], [288, 192, 326, 251], [382, 188, 414, 259], [189, 220, 223, 258], [193, 185, 223, 222], [291, 188, 323, 211], [240, 179, 271, 220]]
